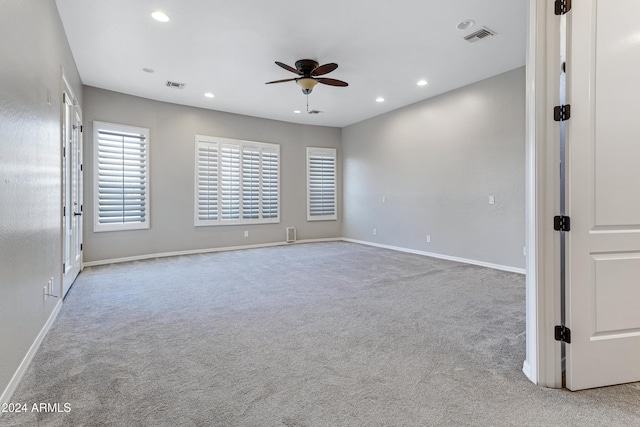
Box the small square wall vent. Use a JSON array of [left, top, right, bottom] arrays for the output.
[[166, 81, 186, 89], [463, 27, 497, 43]]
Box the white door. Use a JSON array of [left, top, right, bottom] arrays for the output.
[[565, 0, 640, 390], [62, 89, 83, 297]]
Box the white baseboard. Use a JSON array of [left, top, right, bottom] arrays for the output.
[[0, 299, 63, 406], [83, 237, 342, 268], [342, 238, 526, 275], [522, 360, 536, 384]]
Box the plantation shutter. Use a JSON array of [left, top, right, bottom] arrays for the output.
[[197, 143, 218, 221], [221, 145, 241, 220], [307, 147, 337, 221], [195, 136, 279, 225], [261, 149, 279, 219], [94, 122, 149, 232], [242, 147, 260, 219]]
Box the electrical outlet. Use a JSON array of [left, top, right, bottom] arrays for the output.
[[244, 231, 249, 237], [489, 195, 495, 205], [373, 228, 377, 235], [427, 235, 431, 243], [382, 196, 386, 203]]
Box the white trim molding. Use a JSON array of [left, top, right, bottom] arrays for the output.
[[0, 300, 63, 406], [342, 238, 526, 275], [82, 238, 342, 268]]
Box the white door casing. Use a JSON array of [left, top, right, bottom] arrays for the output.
[[62, 78, 82, 298], [565, 0, 640, 390]]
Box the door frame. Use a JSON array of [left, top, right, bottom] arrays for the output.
[[524, 0, 564, 388], [61, 70, 83, 298]]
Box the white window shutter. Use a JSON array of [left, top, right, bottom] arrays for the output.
[[195, 136, 279, 226], [221, 145, 241, 220], [94, 122, 149, 232], [261, 149, 279, 219], [307, 147, 337, 221], [197, 143, 218, 221]]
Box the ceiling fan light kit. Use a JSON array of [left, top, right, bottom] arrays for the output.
[[265, 58, 348, 94], [296, 77, 318, 94]]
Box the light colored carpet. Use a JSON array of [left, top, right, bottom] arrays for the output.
[[2, 242, 639, 426]]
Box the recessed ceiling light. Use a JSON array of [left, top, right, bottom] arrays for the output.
[[417, 80, 428, 86], [293, 110, 302, 114], [376, 97, 385, 103], [142, 68, 155, 73], [456, 19, 475, 30], [204, 92, 215, 98], [151, 11, 170, 22]]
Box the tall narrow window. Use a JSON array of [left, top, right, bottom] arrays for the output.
[[93, 121, 149, 232], [195, 136, 280, 226], [307, 147, 337, 221]]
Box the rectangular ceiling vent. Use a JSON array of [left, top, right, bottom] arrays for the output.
[[463, 27, 497, 43], [166, 81, 186, 89]]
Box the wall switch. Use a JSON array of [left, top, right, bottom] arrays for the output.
[[373, 228, 377, 235], [489, 195, 495, 205], [427, 235, 431, 243], [523, 246, 527, 256], [43, 286, 47, 301], [244, 231, 249, 237]]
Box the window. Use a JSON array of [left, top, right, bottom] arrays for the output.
[[307, 147, 337, 221], [93, 121, 149, 232], [195, 135, 280, 226]]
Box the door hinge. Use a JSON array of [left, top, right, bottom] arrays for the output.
[[554, 0, 571, 15], [73, 124, 83, 132], [80, 243, 83, 251], [555, 325, 571, 343], [554, 215, 571, 231], [554, 104, 571, 121]]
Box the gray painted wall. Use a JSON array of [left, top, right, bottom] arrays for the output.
[[82, 87, 342, 263], [0, 0, 82, 398], [342, 67, 526, 270]]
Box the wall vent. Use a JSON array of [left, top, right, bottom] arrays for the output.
[[308, 110, 323, 115], [463, 27, 497, 43], [285, 227, 296, 243], [166, 81, 186, 89]]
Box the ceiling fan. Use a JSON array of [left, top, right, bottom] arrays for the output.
[[265, 59, 348, 94]]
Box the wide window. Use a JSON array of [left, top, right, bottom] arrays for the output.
[[195, 135, 279, 226], [307, 147, 337, 221], [93, 121, 149, 232]]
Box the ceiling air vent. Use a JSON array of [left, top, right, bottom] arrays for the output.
[[463, 27, 497, 43], [308, 110, 323, 115], [165, 81, 186, 89]]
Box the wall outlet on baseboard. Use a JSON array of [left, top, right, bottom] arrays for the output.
[[244, 231, 248, 237], [427, 235, 431, 243], [373, 228, 377, 235]]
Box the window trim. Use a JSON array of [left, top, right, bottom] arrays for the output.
[[194, 135, 280, 226], [93, 121, 150, 232], [307, 147, 337, 221]]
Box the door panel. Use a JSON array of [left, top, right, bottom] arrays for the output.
[[62, 88, 82, 298], [566, 0, 640, 390]]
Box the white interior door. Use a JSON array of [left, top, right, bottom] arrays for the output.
[[565, 0, 640, 390], [62, 88, 83, 297]]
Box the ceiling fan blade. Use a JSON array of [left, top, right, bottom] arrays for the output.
[[265, 78, 297, 84], [312, 63, 338, 76], [317, 78, 349, 87], [275, 61, 302, 75]]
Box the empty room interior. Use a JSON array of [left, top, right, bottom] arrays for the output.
[[2, 0, 640, 425]]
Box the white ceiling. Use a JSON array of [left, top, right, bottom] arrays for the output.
[[55, 0, 526, 128]]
